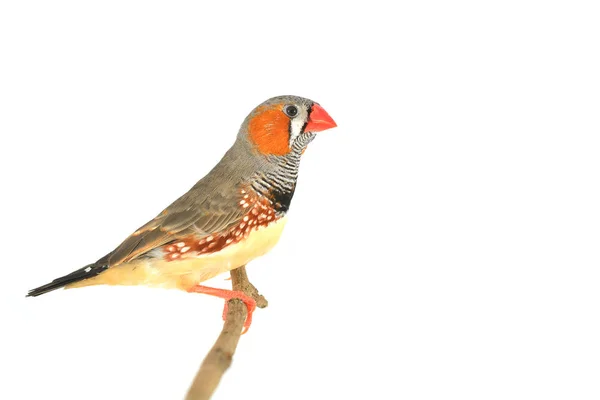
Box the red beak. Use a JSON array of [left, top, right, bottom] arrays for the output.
[[304, 104, 337, 133]]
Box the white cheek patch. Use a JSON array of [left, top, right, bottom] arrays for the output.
[[289, 117, 305, 146]]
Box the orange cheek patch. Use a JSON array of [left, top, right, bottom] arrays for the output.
[[248, 108, 290, 155]]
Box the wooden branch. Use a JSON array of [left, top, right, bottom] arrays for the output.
[[184, 266, 268, 400]]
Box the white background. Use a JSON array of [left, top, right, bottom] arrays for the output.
[[1, 1, 599, 399]]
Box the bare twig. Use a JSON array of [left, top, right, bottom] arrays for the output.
[[185, 266, 267, 400], [230, 266, 268, 309]]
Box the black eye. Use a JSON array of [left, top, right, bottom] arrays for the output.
[[284, 105, 298, 118]]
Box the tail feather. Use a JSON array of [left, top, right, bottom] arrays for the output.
[[27, 263, 108, 297]]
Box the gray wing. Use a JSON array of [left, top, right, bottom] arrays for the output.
[[104, 186, 246, 266]]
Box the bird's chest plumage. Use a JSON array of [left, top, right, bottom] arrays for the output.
[[154, 193, 290, 288], [144, 216, 288, 289]]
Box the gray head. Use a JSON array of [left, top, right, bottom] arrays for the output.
[[237, 95, 337, 157]]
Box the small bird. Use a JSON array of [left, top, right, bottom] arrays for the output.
[[27, 95, 337, 331]]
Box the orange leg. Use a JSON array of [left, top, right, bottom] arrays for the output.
[[188, 285, 257, 334]]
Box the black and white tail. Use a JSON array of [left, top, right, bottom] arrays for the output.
[[26, 263, 108, 297]]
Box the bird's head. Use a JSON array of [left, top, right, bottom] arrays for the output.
[[240, 95, 337, 156]]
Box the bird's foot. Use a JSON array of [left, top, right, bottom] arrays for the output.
[[188, 285, 256, 334]]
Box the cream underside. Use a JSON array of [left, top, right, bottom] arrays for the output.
[[67, 217, 287, 291]]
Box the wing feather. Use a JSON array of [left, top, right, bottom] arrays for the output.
[[105, 186, 247, 267]]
